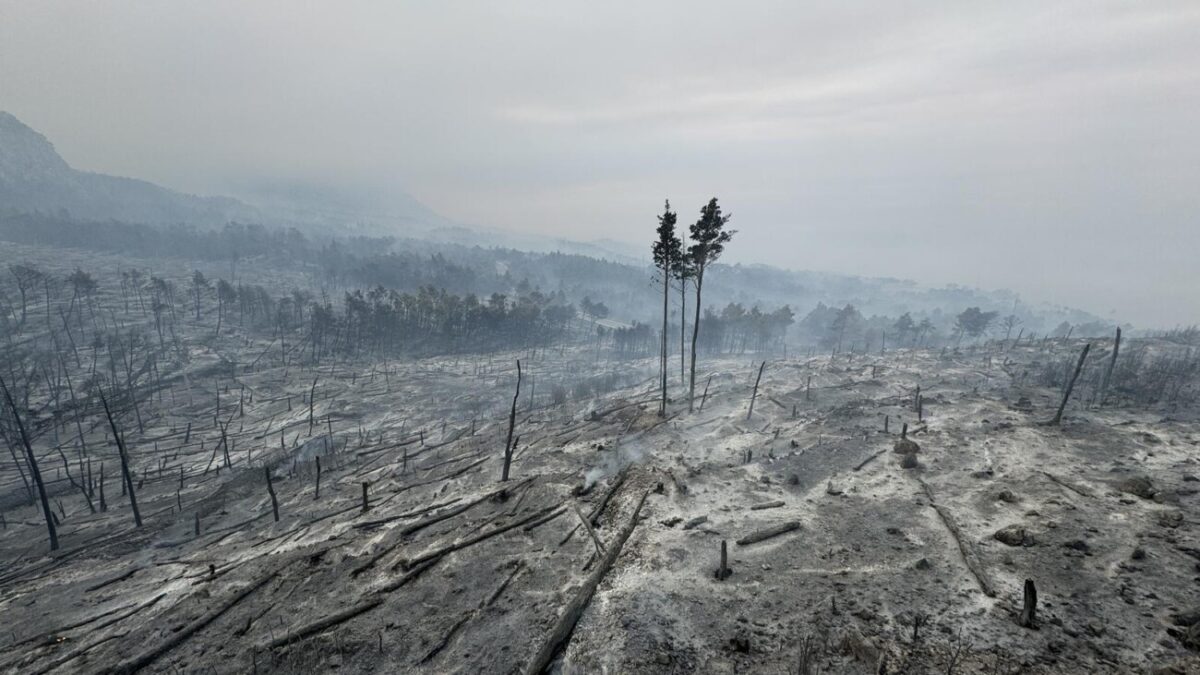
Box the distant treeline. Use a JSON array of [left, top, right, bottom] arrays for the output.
[[0, 212, 1118, 345]]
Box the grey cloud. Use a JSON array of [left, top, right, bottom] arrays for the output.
[[1, 0, 1196, 325]]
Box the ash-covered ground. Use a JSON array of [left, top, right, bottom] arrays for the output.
[[0, 247, 1198, 674]]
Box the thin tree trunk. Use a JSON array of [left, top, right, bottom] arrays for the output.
[[100, 390, 142, 527], [502, 360, 521, 481], [680, 279, 686, 387], [0, 377, 58, 550], [660, 269, 669, 415], [266, 467, 279, 522], [1050, 343, 1090, 426], [1098, 327, 1121, 407], [747, 360, 766, 420], [688, 273, 703, 412], [2, 429, 33, 504]]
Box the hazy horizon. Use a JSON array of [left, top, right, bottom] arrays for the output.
[[2, 1, 1197, 327]]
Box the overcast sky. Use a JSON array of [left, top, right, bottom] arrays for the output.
[[2, 1, 1197, 327]]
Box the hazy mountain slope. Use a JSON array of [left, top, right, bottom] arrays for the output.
[[0, 111, 260, 225], [0, 111, 645, 261]]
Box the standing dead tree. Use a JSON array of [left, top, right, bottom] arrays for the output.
[[308, 376, 318, 435], [265, 467, 280, 522], [1049, 343, 1090, 426], [747, 360, 767, 420], [1, 425, 34, 504], [501, 359, 521, 482], [0, 375, 58, 550], [1098, 327, 1121, 406], [99, 389, 142, 527], [1020, 578, 1037, 628]]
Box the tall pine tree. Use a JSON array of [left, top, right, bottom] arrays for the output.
[[687, 198, 735, 411], [652, 200, 682, 416]]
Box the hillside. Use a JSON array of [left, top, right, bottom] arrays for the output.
[[0, 241, 1197, 673]]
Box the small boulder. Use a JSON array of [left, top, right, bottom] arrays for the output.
[[1118, 476, 1156, 500], [1064, 539, 1090, 554], [994, 524, 1035, 547], [1171, 607, 1200, 627], [893, 438, 920, 455], [1159, 511, 1184, 529]]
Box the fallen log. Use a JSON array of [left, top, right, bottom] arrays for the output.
[[85, 566, 142, 593], [375, 555, 441, 593], [749, 500, 785, 511], [351, 479, 532, 577], [259, 598, 384, 650], [522, 490, 648, 675], [1041, 471, 1092, 498], [573, 503, 606, 555], [736, 520, 801, 546], [400, 504, 562, 571], [100, 570, 279, 674], [352, 497, 463, 530], [853, 449, 886, 472], [917, 478, 996, 597], [588, 468, 629, 527]]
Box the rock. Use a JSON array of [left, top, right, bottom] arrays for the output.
[[1132, 547, 1147, 560], [787, 474, 800, 485], [994, 525, 1035, 547], [1064, 539, 1090, 553], [1170, 622, 1200, 651], [1013, 396, 1033, 412], [893, 438, 920, 455], [1158, 511, 1184, 529], [913, 558, 932, 570], [682, 515, 708, 530], [997, 490, 1020, 503], [900, 454, 919, 469], [661, 517, 683, 527], [728, 635, 751, 653], [1118, 476, 1156, 500], [1171, 607, 1200, 627]]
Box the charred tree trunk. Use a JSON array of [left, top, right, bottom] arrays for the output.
[[688, 271, 704, 412], [2, 428, 34, 505], [100, 390, 142, 527], [660, 270, 669, 416], [266, 467, 279, 522], [1020, 578, 1037, 628], [1098, 327, 1121, 407], [1, 376, 58, 550], [501, 360, 521, 482], [1050, 343, 1090, 426], [747, 361, 766, 421], [308, 376, 318, 435]]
